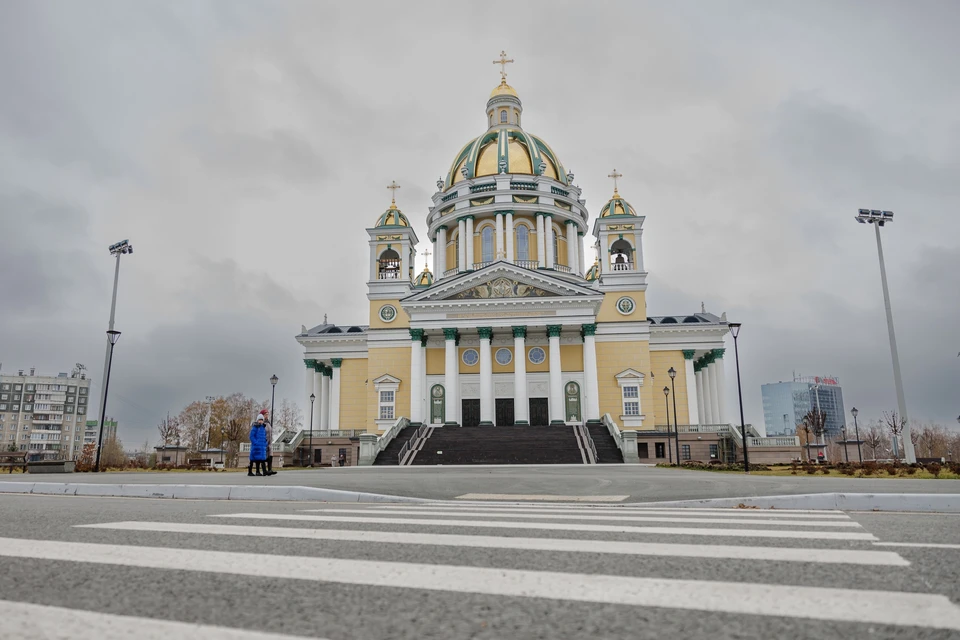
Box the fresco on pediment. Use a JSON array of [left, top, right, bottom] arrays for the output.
[[449, 277, 558, 300]]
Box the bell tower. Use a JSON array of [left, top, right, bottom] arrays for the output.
[[367, 181, 419, 302]]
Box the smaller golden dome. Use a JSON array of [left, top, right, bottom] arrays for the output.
[[585, 258, 600, 282], [490, 80, 518, 98], [375, 203, 410, 228], [414, 266, 434, 288], [599, 192, 637, 218]]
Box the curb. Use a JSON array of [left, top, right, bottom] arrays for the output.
[[0, 482, 426, 503], [634, 492, 960, 513]]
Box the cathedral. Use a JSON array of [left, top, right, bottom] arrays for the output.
[[293, 56, 783, 466]]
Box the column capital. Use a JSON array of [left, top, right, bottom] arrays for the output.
[[702, 352, 715, 365], [410, 328, 425, 341], [711, 348, 726, 360], [682, 349, 697, 360], [304, 358, 317, 369], [442, 328, 459, 341], [330, 358, 343, 369], [437, 224, 448, 231], [580, 323, 597, 337], [577, 231, 585, 237], [323, 365, 333, 377], [477, 327, 493, 340], [512, 326, 527, 339], [546, 324, 563, 338], [694, 361, 702, 373], [420, 334, 428, 347], [314, 362, 324, 374]]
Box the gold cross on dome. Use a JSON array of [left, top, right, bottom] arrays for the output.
[[386, 180, 401, 205], [421, 247, 432, 262], [493, 50, 514, 82], [607, 169, 622, 194]]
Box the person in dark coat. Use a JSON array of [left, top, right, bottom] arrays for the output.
[[248, 415, 269, 476]]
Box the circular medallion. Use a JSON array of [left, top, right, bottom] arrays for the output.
[[495, 348, 513, 366], [462, 349, 479, 366], [378, 305, 397, 323], [431, 385, 444, 398], [566, 382, 579, 396], [616, 296, 636, 316], [528, 347, 546, 365]]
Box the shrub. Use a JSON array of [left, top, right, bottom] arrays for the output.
[[926, 463, 941, 478], [841, 467, 856, 476], [885, 465, 898, 476], [805, 466, 817, 475]]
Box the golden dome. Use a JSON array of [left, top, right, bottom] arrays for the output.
[[414, 267, 434, 288], [375, 203, 410, 227], [490, 80, 518, 98], [585, 259, 600, 282], [599, 192, 637, 218], [445, 128, 567, 188]]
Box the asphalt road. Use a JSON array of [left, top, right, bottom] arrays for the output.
[[5, 465, 960, 502], [1, 493, 959, 639]]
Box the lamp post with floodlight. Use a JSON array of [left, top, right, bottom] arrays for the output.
[[727, 322, 749, 473], [668, 367, 680, 465], [94, 330, 121, 472]]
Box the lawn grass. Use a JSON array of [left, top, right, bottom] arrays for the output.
[[713, 465, 960, 480]]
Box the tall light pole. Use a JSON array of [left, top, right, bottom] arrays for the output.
[[851, 407, 863, 463], [94, 330, 121, 472], [668, 367, 680, 465], [841, 427, 849, 463], [269, 374, 278, 466], [727, 322, 749, 473], [309, 393, 316, 467], [95, 239, 132, 466], [663, 386, 672, 464], [856, 209, 915, 463]]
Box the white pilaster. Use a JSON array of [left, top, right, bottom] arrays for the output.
[[566, 221, 577, 271], [695, 367, 705, 426], [513, 328, 528, 424], [320, 370, 330, 430], [714, 351, 728, 425], [329, 360, 342, 430], [436, 226, 447, 277], [495, 213, 504, 259], [683, 354, 699, 426], [547, 326, 564, 423], [702, 362, 715, 424], [312, 368, 322, 431], [458, 218, 466, 271], [400, 243, 409, 281], [545, 219, 555, 268], [578, 233, 585, 275], [536, 214, 546, 268], [708, 359, 721, 426], [479, 328, 493, 425], [304, 363, 314, 420], [421, 339, 428, 421], [583, 326, 600, 421], [505, 213, 514, 263], [410, 330, 424, 425], [465, 216, 474, 269], [444, 330, 459, 424]]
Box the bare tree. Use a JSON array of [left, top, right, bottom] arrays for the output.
[[100, 437, 126, 469], [274, 398, 304, 434], [157, 414, 182, 450], [180, 401, 210, 452], [208, 396, 231, 449], [801, 409, 827, 461], [912, 422, 950, 459], [861, 424, 889, 460], [882, 411, 906, 461]]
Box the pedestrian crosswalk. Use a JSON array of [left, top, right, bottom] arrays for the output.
[[2, 500, 960, 637]]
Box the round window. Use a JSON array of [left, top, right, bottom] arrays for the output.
[[379, 304, 397, 322], [495, 348, 513, 365], [462, 349, 479, 366], [528, 347, 546, 365], [616, 296, 636, 316]]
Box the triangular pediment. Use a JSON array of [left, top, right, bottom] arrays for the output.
[[402, 261, 600, 304]]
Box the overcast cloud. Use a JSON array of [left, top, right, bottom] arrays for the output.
[[1, 0, 957, 446]]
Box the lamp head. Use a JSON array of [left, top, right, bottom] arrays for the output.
[[851, 407, 858, 418], [728, 322, 741, 338], [668, 367, 676, 379], [106, 330, 121, 345], [108, 239, 133, 256], [310, 393, 316, 401], [270, 374, 279, 386], [663, 386, 669, 396]]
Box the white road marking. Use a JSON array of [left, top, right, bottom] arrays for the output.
[[0, 537, 952, 630], [79, 520, 908, 566], [0, 598, 325, 639], [213, 513, 878, 541], [432, 501, 846, 514], [300, 507, 862, 528], [874, 542, 960, 550], [455, 493, 629, 502], [374, 504, 852, 519]]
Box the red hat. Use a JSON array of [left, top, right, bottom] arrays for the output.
[[259, 409, 268, 415]]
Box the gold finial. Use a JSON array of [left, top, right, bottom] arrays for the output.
[[607, 169, 622, 195], [386, 180, 401, 208], [493, 50, 514, 83]]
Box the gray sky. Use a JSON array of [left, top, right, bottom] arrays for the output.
[[2, 0, 958, 446]]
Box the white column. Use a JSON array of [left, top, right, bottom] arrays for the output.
[[312, 368, 322, 431], [505, 213, 514, 263], [547, 325, 564, 423], [495, 213, 504, 259], [410, 330, 424, 425], [304, 362, 315, 421], [513, 327, 528, 424], [695, 366, 705, 426], [702, 361, 715, 424], [320, 369, 330, 430], [536, 214, 546, 268], [714, 350, 728, 425], [436, 226, 447, 277], [329, 359, 342, 430], [369, 246, 378, 281], [683, 352, 699, 426], [421, 338, 428, 421], [566, 221, 577, 271], [444, 329, 458, 424], [545, 218, 555, 268], [478, 328, 493, 425], [582, 325, 600, 421], [708, 358, 721, 426], [465, 216, 474, 269], [400, 242, 409, 281], [578, 233, 585, 275], [458, 218, 466, 271]]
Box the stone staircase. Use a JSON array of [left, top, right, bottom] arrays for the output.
[[410, 425, 588, 465], [372, 426, 418, 465], [587, 423, 624, 463]]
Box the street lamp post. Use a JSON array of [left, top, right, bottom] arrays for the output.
[[308, 393, 316, 467], [269, 374, 279, 469], [663, 386, 672, 464], [841, 428, 849, 463], [95, 239, 132, 468], [668, 367, 680, 465], [94, 330, 121, 472], [855, 209, 915, 463], [727, 322, 749, 473], [851, 407, 863, 463]]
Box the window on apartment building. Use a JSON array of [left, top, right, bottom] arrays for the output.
[[26, 384, 34, 391], [11, 405, 18, 412], [78, 407, 85, 415], [709, 444, 718, 459], [1, 394, 7, 401], [0, 384, 9, 391], [681, 444, 691, 461], [14, 385, 22, 391], [79, 388, 87, 395], [0, 405, 6, 411], [655, 442, 666, 458], [78, 397, 86, 405], [68, 386, 76, 393], [622, 385, 640, 416], [379, 390, 395, 420], [24, 405, 32, 411]]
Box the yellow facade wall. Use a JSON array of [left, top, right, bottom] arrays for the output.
[[595, 339, 657, 430], [458, 346, 479, 374], [559, 344, 583, 372], [446, 238, 457, 271], [596, 291, 647, 322], [368, 301, 410, 329], [525, 345, 550, 373], [365, 346, 411, 433], [607, 232, 637, 250], [492, 345, 514, 373], [425, 347, 444, 375], [649, 350, 691, 426], [337, 358, 368, 431]]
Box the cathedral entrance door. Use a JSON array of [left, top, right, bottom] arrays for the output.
[[461, 399, 481, 427], [495, 398, 514, 426], [430, 385, 445, 424], [529, 398, 549, 426]]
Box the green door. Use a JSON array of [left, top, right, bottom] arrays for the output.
[[430, 385, 445, 424], [564, 381, 581, 423]]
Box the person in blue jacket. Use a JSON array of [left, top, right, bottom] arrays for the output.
[[248, 414, 269, 477]]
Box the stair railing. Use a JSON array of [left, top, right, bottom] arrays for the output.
[[581, 424, 598, 463], [398, 423, 429, 466], [602, 413, 623, 453]]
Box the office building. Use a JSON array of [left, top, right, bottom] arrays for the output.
[[762, 374, 846, 438]]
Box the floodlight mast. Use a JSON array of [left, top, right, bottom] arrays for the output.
[[854, 209, 915, 463]]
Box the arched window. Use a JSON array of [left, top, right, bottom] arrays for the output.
[[552, 231, 559, 266], [500, 109, 507, 123], [378, 248, 400, 279], [454, 233, 460, 268], [516, 225, 529, 261], [481, 226, 494, 262], [610, 238, 633, 271]]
